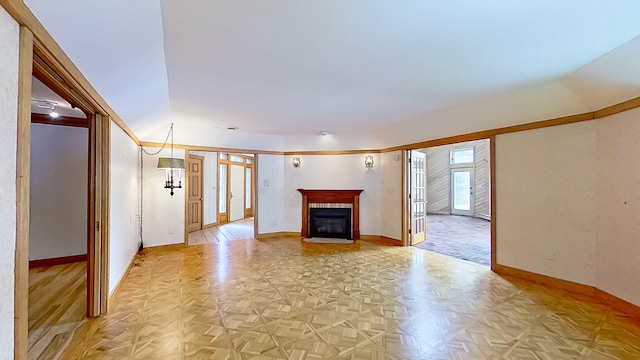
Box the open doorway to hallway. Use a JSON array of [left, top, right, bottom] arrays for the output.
[[186, 151, 255, 245], [410, 139, 491, 267]]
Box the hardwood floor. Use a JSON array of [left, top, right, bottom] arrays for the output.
[[188, 217, 254, 245], [29, 261, 87, 360], [68, 238, 640, 359]]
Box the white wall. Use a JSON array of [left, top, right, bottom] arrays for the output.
[[595, 107, 640, 306], [380, 151, 403, 240], [282, 154, 382, 235], [256, 154, 285, 234], [109, 122, 140, 294], [142, 147, 185, 246], [190, 151, 217, 225], [496, 121, 597, 286], [0, 6, 19, 355], [29, 124, 88, 260]]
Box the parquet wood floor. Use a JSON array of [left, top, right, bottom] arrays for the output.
[[29, 261, 87, 360], [70, 238, 640, 359], [189, 218, 254, 245]]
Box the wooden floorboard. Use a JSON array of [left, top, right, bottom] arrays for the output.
[[28, 261, 87, 360], [68, 237, 640, 359]]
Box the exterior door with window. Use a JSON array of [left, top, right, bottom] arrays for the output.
[[450, 148, 475, 216], [410, 150, 427, 245], [451, 168, 474, 216]]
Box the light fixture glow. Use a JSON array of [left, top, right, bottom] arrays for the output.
[[49, 111, 60, 119], [365, 155, 374, 168], [320, 131, 329, 136], [292, 157, 301, 168]]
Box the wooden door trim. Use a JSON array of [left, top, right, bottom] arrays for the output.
[[15, 26, 33, 360]]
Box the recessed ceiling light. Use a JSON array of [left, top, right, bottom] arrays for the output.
[[320, 131, 329, 136], [227, 126, 239, 130]]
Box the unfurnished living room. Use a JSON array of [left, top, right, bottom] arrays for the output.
[[2, 1, 640, 359]]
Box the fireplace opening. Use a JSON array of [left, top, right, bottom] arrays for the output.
[[309, 208, 352, 239]]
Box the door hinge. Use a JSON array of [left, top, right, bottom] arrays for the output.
[[96, 221, 100, 231]]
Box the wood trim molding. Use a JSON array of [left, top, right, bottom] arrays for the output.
[[493, 264, 594, 296], [594, 96, 640, 119], [29, 254, 87, 268], [284, 149, 382, 155], [31, 112, 89, 128], [594, 289, 640, 318], [360, 235, 402, 246], [493, 263, 640, 317], [490, 136, 497, 271], [255, 232, 300, 240], [15, 25, 33, 360]]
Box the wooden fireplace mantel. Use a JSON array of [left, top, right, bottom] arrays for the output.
[[297, 189, 364, 239]]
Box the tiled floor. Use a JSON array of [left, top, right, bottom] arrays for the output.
[[414, 214, 491, 267], [69, 237, 640, 359], [189, 218, 255, 245]]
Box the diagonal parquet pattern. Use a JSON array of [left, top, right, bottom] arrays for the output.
[[70, 238, 640, 359]]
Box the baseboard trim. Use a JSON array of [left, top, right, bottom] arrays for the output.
[[29, 254, 87, 268], [493, 264, 640, 317], [595, 288, 640, 318], [109, 253, 138, 302], [255, 232, 300, 239], [492, 264, 594, 296], [360, 235, 403, 246], [141, 243, 186, 254]]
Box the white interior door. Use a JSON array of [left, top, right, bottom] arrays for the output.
[[451, 167, 474, 216], [230, 164, 245, 222], [410, 150, 427, 245]]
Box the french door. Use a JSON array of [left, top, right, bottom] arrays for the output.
[[410, 150, 426, 245]]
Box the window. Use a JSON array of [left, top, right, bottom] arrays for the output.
[[451, 149, 474, 164], [219, 153, 228, 160], [219, 164, 227, 213], [245, 168, 252, 209], [230, 155, 244, 163]]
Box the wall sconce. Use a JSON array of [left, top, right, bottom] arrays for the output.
[[365, 155, 374, 168], [156, 123, 185, 196], [292, 157, 301, 168]]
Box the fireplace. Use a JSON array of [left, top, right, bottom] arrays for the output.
[[297, 189, 364, 239], [310, 208, 352, 239]]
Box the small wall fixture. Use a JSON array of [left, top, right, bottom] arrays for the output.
[[156, 123, 185, 196], [365, 155, 374, 168], [292, 157, 301, 168]]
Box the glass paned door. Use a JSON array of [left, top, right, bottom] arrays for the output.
[[410, 150, 426, 245], [451, 168, 474, 216]]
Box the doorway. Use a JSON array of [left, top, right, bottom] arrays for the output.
[[408, 139, 492, 267], [186, 151, 255, 245]]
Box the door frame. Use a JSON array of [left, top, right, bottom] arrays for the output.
[[15, 27, 111, 358]]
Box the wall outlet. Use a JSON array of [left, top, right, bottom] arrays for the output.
[[168, 227, 174, 234]]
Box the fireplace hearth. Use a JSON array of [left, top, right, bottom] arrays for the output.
[[309, 208, 352, 239]]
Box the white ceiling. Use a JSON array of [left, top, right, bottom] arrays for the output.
[[24, 1, 640, 150]]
